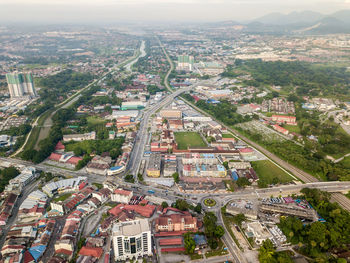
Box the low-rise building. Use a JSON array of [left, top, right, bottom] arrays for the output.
[[63, 131, 96, 142], [155, 214, 198, 232], [271, 115, 297, 126], [182, 153, 218, 165], [86, 155, 112, 176], [147, 153, 161, 177], [182, 164, 226, 177], [160, 109, 182, 119], [111, 189, 133, 204]]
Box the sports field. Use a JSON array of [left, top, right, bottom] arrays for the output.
[[174, 132, 207, 150], [251, 160, 294, 185]]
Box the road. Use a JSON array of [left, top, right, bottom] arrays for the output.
[[0, 180, 39, 248], [13, 40, 146, 156]]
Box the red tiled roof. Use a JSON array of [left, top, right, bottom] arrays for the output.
[[49, 153, 62, 161], [155, 231, 187, 237], [23, 250, 35, 263], [114, 189, 132, 196], [55, 141, 65, 150], [161, 247, 185, 252], [79, 246, 103, 258], [159, 238, 183, 246], [67, 156, 83, 165]]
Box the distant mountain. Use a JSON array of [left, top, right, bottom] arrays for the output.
[[254, 11, 324, 25], [328, 10, 350, 24], [251, 9, 350, 34]]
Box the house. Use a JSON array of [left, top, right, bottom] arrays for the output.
[[155, 214, 198, 232], [272, 124, 289, 135], [111, 189, 133, 204], [271, 115, 297, 126]]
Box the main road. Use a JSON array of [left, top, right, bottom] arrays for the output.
[[156, 36, 350, 262]]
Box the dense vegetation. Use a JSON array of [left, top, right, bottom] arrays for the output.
[[223, 59, 350, 98], [24, 69, 94, 119], [237, 127, 350, 181], [0, 167, 20, 193], [295, 108, 350, 157], [258, 239, 293, 263], [20, 109, 72, 163], [196, 100, 251, 126], [64, 137, 124, 158], [278, 188, 350, 261], [203, 212, 225, 249]]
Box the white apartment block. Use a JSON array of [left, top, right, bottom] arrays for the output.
[[112, 219, 152, 261]]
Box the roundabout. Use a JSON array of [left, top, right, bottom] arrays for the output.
[[203, 198, 217, 207]]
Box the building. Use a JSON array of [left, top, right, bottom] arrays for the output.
[[160, 109, 182, 119], [112, 219, 152, 261], [111, 189, 133, 204], [121, 101, 146, 111], [182, 164, 226, 177], [204, 89, 232, 99], [163, 155, 177, 177], [63, 131, 96, 142], [155, 214, 198, 232], [182, 153, 218, 165], [246, 221, 272, 245], [6, 72, 36, 98], [168, 119, 183, 130], [146, 153, 161, 177], [176, 55, 194, 71], [86, 155, 112, 176], [272, 124, 289, 135], [271, 115, 297, 126], [5, 167, 37, 193]]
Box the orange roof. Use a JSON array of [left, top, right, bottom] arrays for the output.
[[79, 246, 103, 258], [114, 189, 132, 196]]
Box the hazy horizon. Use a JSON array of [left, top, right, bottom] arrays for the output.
[[0, 0, 350, 24]]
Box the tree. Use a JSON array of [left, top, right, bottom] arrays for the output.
[[233, 213, 246, 227], [194, 203, 202, 214], [236, 177, 251, 187], [214, 225, 225, 238], [124, 174, 135, 183], [172, 172, 179, 183], [175, 199, 189, 211], [161, 201, 168, 209], [258, 239, 276, 263], [208, 238, 218, 249], [184, 233, 195, 254]]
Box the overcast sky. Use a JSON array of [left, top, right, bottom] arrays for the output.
[[0, 0, 349, 24]]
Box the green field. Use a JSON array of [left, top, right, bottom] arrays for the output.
[[87, 116, 106, 125], [53, 193, 72, 202], [283, 125, 301, 134], [174, 132, 207, 150], [222, 133, 235, 138], [251, 160, 294, 186]]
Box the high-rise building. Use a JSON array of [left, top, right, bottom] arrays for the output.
[[112, 219, 152, 261], [176, 55, 194, 71], [6, 72, 36, 98]]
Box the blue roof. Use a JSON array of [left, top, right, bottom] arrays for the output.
[[194, 234, 207, 246], [110, 166, 123, 171], [29, 245, 46, 261], [217, 165, 225, 171]]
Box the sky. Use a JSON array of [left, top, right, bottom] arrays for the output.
[[0, 0, 349, 24]]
